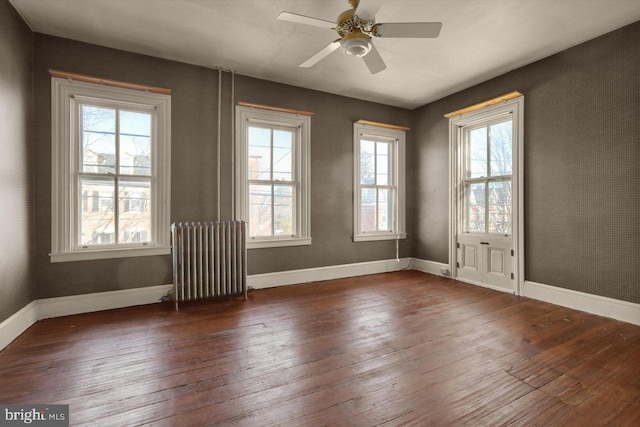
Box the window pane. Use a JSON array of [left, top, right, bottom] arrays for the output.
[[360, 140, 375, 185], [249, 184, 272, 237], [119, 180, 151, 244], [361, 188, 376, 232], [273, 130, 293, 181], [79, 177, 115, 245], [248, 127, 271, 180], [467, 127, 487, 178], [120, 110, 152, 176], [490, 120, 512, 177], [488, 180, 512, 234], [376, 142, 390, 185], [274, 185, 293, 236], [81, 105, 116, 174], [465, 182, 485, 233], [377, 188, 393, 231]]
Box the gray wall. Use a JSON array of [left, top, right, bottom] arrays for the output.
[[413, 21, 639, 304], [4, 1, 637, 313], [33, 35, 413, 299], [0, 0, 34, 323]]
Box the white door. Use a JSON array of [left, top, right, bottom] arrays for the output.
[[456, 116, 515, 292]]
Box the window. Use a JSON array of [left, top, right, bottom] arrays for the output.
[[353, 122, 406, 242], [51, 77, 171, 262], [235, 105, 311, 249], [462, 118, 513, 234]]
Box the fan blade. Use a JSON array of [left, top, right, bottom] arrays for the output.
[[374, 22, 442, 38], [277, 12, 335, 29], [354, 0, 382, 21], [363, 41, 386, 74], [300, 40, 341, 68]]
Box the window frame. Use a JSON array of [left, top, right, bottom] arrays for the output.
[[51, 77, 171, 262], [353, 123, 406, 242], [235, 105, 311, 249]]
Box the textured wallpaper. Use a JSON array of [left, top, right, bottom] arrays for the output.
[[414, 21, 639, 304], [0, 0, 34, 323]]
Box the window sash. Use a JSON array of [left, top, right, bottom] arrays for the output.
[[73, 100, 156, 250], [462, 117, 513, 235]]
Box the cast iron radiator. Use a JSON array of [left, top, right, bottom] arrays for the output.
[[170, 221, 247, 310]]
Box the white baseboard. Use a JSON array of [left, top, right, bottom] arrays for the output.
[[3, 263, 638, 352], [0, 284, 172, 351], [411, 258, 450, 276], [248, 258, 411, 289], [523, 281, 640, 326], [0, 301, 39, 351], [37, 284, 173, 320], [0, 259, 410, 351]]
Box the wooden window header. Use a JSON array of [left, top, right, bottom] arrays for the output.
[[237, 102, 314, 117], [355, 119, 410, 131], [49, 70, 171, 95], [444, 91, 523, 118]]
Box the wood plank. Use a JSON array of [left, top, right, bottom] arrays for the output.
[[49, 69, 171, 95], [0, 271, 638, 426], [355, 119, 410, 131], [444, 91, 523, 118], [237, 101, 314, 116]]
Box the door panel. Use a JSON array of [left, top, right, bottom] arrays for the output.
[[489, 248, 504, 275], [458, 239, 483, 283], [484, 238, 512, 290], [457, 234, 513, 291]]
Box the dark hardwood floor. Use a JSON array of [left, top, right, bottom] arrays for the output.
[[1, 270, 639, 426]]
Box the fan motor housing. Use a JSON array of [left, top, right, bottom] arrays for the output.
[[337, 8, 375, 38]]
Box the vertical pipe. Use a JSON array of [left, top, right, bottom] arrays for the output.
[[217, 68, 222, 222]]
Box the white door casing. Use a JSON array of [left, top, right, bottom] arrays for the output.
[[448, 96, 524, 294]]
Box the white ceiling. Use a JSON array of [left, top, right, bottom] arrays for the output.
[[10, 0, 640, 109]]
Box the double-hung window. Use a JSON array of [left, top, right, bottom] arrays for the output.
[[353, 122, 406, 242], [51, 77, 171, 262], [462, 117, 513, 234], [235, 105, 311, 249]]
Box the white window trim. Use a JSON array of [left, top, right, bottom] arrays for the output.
[[235, 105, 311, 249], [353, 123, 406, 242], [50, 77, 171, 262]]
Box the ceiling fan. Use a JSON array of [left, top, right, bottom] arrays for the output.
[[277, 0, 442, 74]]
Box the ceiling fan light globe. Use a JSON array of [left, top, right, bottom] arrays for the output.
[[341, 37, 371, 57]]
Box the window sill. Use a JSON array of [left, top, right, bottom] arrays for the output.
[[247, 237, 312, 250], [50, 247, 171, 263], [353, 233, 406, 243]]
